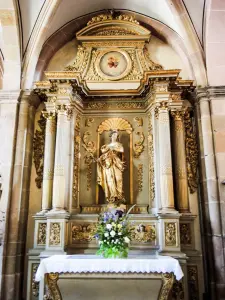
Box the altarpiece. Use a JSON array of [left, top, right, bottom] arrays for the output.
[[27, 12, 202, 300]]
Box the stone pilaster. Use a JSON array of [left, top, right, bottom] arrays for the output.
[[38, 106, 56, 214], [171, 110, 189, 213], [197, 88, 225, 299], [1, 91, 40, 300], [158, 102, 175, 211]]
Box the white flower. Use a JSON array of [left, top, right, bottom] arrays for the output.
[[106, 224, 112, 230], [118, 232, 122, 236], [107, 241, 109, 244], [99, 241, 103, 245], [111, 239, 114, 243], [124, 237, 130, 244], [104, 232, 109, 237], [110, 230, 116, 237], [116, 239, 119, 243], [104, 240, 106, 242]]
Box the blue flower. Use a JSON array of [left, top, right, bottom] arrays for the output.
[[115, 210, 124, 218]]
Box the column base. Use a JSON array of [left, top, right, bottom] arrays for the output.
[[46, 208, 69, 216], [158, 208, 179, 214], [36, 209, 49, 216]]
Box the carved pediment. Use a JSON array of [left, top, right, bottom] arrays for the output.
[[34, 13, 194, 101]]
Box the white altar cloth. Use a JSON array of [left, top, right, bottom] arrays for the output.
[[35, 255, 183, 282]]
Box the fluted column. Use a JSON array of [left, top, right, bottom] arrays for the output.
[[39, 108, 56, 214], [51, 104, 72, 212], [171, 110, 189, 212], [158, 102, 175, 211]]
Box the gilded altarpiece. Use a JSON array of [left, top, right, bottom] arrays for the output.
[[28, 12, 204, 300]]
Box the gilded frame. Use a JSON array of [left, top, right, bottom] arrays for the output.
[[95, 48, 132, 81]]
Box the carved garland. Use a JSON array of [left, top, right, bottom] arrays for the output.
[[184, 111, 198, 193], [148, 113, 155, 203], [82, 131, 96, 191], [137, 164, 143, 192], [33, 114, 46, 189], [73, 114, 81, 207]]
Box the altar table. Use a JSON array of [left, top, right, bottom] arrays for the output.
[[35, 255, 183, 300]]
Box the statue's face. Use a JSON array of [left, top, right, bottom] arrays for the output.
[[111, 132, 118, 142]]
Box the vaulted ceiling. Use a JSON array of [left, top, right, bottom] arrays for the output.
[[19, 0, 205, 54]]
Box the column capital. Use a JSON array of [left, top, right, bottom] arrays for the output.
[[56, 103, 73, 120], [171, 109, 186, 121]]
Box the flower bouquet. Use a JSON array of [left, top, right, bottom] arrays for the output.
[[95, 206, 134, 258]]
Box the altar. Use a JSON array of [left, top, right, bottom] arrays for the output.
[[35, 255, 183, 300], [26, 11, 204, 300]]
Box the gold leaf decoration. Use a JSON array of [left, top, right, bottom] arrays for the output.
[[73, 114, 81, 205], [131, 224, 156, 243], [134, 131, 145, 158], [137, 164, 143, 192], [33, 114, 46, 189], [184, 111, 198, 193], [71, 224, 96, 242], [98, 118, 133, 134], [165, 222, 177, 247], [82, 131, 96, 191], [148, 113, 155, 202]]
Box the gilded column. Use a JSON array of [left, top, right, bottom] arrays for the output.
[[51, 104, 72, 212], [171, 110, 189, 212], [39, 108, 56, 213], [158, 102, 175, 211]]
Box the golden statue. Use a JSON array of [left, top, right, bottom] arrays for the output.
[[97, 130, 125, 204]]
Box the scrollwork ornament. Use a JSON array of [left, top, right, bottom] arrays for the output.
[[134, 131, 145, 158], [33, 114, 46, 189], [45, 273, 62, 300], [134, 116, 143, 127], [165, 222, 177, 247], [159, 273, 175, 300], [85, 118, 94, 127], [184, 110, 198, 193]]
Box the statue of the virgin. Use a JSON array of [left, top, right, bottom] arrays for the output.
[[97, 130, 125, 204]]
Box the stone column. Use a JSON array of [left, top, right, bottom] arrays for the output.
[[171, 110, 189, 213], [39, 107, 56, 214], [158, 102, 175, 211], [51, 104, 73, 212]]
